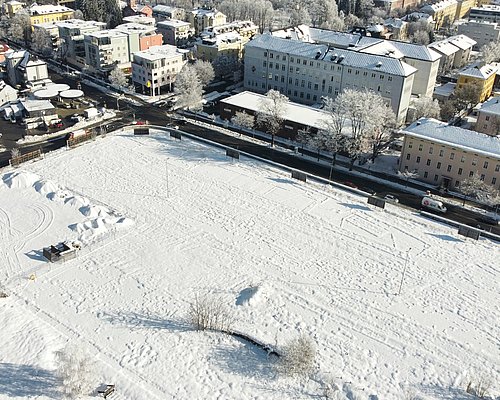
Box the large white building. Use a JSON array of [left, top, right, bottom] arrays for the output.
[[131, 45, 186, 96], [457, 20, 500, 50], [156, 19, 194, 46], [84, 30, 130, 74], [270, 25, 441, 98], [468, 5, 500, 22], [58, 19, 106, 66], [244, 34, 417, 123]]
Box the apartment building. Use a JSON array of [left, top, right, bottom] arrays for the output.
[[420, 0, 458, 29], [456, 0, 476, 19], [476, 97, 500, 136], [429, 35, 476, 72], [271, 25, 441, 97], [58, 19, 106, 66], [188, 8, 226, 35], [115, 23, 163, 59], [400, 118, 500, 190], [32, 22, 60, 51], [131, 44, 185, 96], [457, 63, 497, 103], [28, 4, 74, 26], [458, 20, 500, 50], [244, 34, 416, 123], [122, 15, 156, 26], [152, 5, 185, 21], [5, 0, 24, 18], [197, 32, 245, 62], [469, 5, 500, 22], [156, 19, 194, 46], [84, 30, 130, 74]]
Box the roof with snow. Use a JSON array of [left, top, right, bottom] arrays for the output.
[[247, 35, 417, 77], [29, 4, 73, 15], [132, 44, 184, 61], [152, 5, 180, 14], [20, 99, 54, 112], [420, 0, 458, 14], [478, 97, 500, 116], [404, 118, 500, 158], [429, 40, 460, 56], [459, 63, 497, 79], [447, 35, 477, 50], [157, 19, 191, 28]]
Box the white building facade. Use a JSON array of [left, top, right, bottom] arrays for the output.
[[84, 30, 130, 74]]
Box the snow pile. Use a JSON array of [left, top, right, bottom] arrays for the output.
[[47, 189, 72, 203], [80, 204, 110, 218], [64, 195, 90, 210], [3, 171, 40, 189], [33, 179, 60, 196], [236, 284, 268, 307]]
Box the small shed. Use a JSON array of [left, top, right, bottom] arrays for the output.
[[42, 242, 77, 262]]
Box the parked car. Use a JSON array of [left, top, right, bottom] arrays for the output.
[[50, 120, 63, 128], [70, 114, 84, 122], [343, 181, 358, 189], [384, 194, 399, 203], [421, 196, 447, 213], [132, 120, 146, 125]]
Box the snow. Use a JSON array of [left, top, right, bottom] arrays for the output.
[[0, 129, 499, 399]]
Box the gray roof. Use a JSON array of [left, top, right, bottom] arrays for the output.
[[404, 118, 500, 158], [459, 63, 497, 79], [152, 5, 178, 13], [389, 40, 441, 61], [246, 35, 417, 76], [479, 97, 500, 116]]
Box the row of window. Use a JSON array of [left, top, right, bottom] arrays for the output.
[[404, 166, 498, 186], [406, 153, 499, 170]]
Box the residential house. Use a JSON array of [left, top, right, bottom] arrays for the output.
[[457, 20, 500, 49], [131, 44, 186, 96], [0, 80, 17, 106], [58, 19, 106, 67], [5, 0, 24, 18], [420, 0, 458, 29], [476, 97, 500, 136], [469, 5, 500, 22], [5, 50, 49, 88], [429, 35, 476, 72], [456, 0, 476, 19], [457, 63, 497, 102], [244, 34, 417, 123], [188, 7, 226, 35], [28, 4, 74, 26], [197, 32, 245, 62], [115, 23, 163, 59], [383, 18, 408, 40], [152, 5, 185, 21], [200, 20, 258, 41], [400, 118, 500, 190], [156, 19, 194, 46], [84, 30, 130, 74]]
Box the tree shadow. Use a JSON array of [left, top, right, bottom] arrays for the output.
[[99, 310, 191, 332], [0, 363, 61, 398], [418, 384, 474, 400], [427, 233, 463, 242], [340, 203, 371, 211], [210, 336, 276, 380]]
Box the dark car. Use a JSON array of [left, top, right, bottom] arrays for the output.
[[343, 181, 358, 189]]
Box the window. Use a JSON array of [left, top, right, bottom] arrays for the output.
[[447, 165, 452, 172], [363, 72, 367, 76], [496, 164, 500, 172], [484, 161, 489, 168], [450, 152, 454, 160], [307, 82, 312, 89], [306, 93, 311, 99], [282, 65, 285, 71], [296, 58, 300, 64], [416, 156, 421, 163], [408, 142, 413, 149], [439, 149, 444, 157], [301, 80, 305, 87], [388, 76, 392, 81], [372, 73, 376, 78], [269, 53, 273, 58], [282, 56, 286, 61], [424, 171, 428, 178], [264, 52, 267, 57], [269, 62, 273, 69], [348, 68, 352, 73], [429, 147, 433, 154], [303, 59, 307, 65], [426, 159, 431, 166], [469, 171, 474, 177], [263, 61, 267, 67], [472, 158, 478, 166], [380, 74, 384, 79], [480, 174, 485, 181], [290, 57, 294, 62], [275, 55, 280, 60], [486, 115, 490, 121], [406, 154, 411, 160], [461, 156, 466, 163], [455, 180, 460, 187], [355, 70, 359, 75], [493, 177, 497, 184], [418, 144, 423, 151], [309, 61, 314, 66], [458, 168, 463, 175], [314, 83, 318, 90], [437, 162, 441, 169], [434, 174, 439, 181]]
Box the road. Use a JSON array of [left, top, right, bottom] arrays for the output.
[[0, 66, 498, 236]]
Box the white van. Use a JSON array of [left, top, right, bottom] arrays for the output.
[[421, 196, 447, 213]]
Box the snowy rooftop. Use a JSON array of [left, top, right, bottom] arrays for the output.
[[29, 4, 73, 15], [56, 19, 106, 29], [122, 15, 156, 26], [459, 63, 497, 79], [132, 44, 184, 61], [420, 0, 458, 13], [478, 96, 500, 116], [85, 29, 128, 39], [115, 23, 157, 34], [152, 4, 179, 13], [20, 99, 54, 112], [157, 19, 191, 28], [247, 35, 417, 76], [433, 82, 456, 97], [447, 34, 477, 50], [428, 40, 460, 56], [190, 7, 223, 17], [404, 118, 500, 158]]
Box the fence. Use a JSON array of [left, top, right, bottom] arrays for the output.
[[10, 149, 43, 167], [67, 131, 95, 148]]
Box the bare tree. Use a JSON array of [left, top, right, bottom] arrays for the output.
[[460, 172, 497, 204], [410, 29, 430, 45], [108, 66, 128, 92], [55, 345, 95, 399], [218, 0, 274, 33], [480, 40, 500, 64], [256, 89, 288, 147], [322, 96, 347, 167], [466, 375, 492, 398], [410, 96, 441, 122], [276, 336, 316, 377], [188, 294, 235, 332], [31, 29, 54, 57], [454, 84, 482, 110], [174, 64, 203, 111], [8, 10, 30, 45], [193, 60, 215, 87], [231, 111, 254, 130], [398, 169, 419, 187]]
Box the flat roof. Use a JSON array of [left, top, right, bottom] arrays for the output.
[[20, 99, 55, 112], [57, 19, 106, 29], [221, 91, 332, 131], [133, 44, 184, 61], [86, 29, 127, 38], [404, 118, 500, 158], [157, 19, 191, 28]]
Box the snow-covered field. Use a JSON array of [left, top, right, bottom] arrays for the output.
[[0, 130, 498, 400]]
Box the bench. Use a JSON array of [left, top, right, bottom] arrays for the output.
[[98, 384, 115, 399]]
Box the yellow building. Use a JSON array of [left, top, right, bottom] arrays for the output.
[[5, 0, 25, 18], [28, 4, 74, 26], [421, 0, 458, 29], [196, 32, 245, 62], [456, 63, 497, 103], [188, 7, 226, 35], [456, 0, 476, 19]]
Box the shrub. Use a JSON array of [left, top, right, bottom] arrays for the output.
[[466, 375, 492, 398], [188, 294, 235, 332], [55, 345, 95, 399], [276, 335, 316, 377]]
